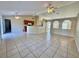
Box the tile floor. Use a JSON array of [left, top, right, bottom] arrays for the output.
[[0, 32, 79, 58]]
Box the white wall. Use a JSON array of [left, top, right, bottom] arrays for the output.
[[0, 16, 3, 39], [0, 16, 1, 39], [3, 16, 24, 34]]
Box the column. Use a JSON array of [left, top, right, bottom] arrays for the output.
[[71, 19, 77, 33], [50, 21, 53, 33], [59, 20, 64, 30], [0, 16, 3, 41], [44, 20, 47, 32]]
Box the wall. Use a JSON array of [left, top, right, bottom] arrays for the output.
[[0, 16, 3, 39], [37, 16, 43, 26], [2, 16, 39, 34], [0, 16, 1, 39], [3, 16, 22, 33], [75, 15, 79, 52]]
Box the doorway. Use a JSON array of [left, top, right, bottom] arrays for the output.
[[4, 19, 11, 33]]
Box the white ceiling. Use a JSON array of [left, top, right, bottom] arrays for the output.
[[0, 1, 76, 16]]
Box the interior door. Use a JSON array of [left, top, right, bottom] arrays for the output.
[[4, 19, 11, 33]]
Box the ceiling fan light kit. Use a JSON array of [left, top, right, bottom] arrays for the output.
[[46, 3, 56, 14]]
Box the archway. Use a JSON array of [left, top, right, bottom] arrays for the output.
[[62, 20, 72, 29]]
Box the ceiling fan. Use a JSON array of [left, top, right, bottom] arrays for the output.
[[35, 3, 58, 15], [45, 3, 57, 14]]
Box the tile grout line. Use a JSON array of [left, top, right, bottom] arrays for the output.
[[52, 37, 61, 58], [39, 47, 50, 57], [67, 40, 69, 58], [24, 33, 44, 58], [5, 40, 8, 58], [22, 52, 30, 58], [27, 47, 38, 58], [24, 33, 37, 58], [21, 33, 37, 58], [14, 40, 22, 58], [52, 45, 60, 58]]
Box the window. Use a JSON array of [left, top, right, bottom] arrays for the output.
[[62, 20, 71, 29], [53, 21, 59, 29]]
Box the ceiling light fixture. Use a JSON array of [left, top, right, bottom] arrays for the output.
[[15, 16, 20, 19], [46, 3, 56, 14], [15, 12, 20, 19]]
